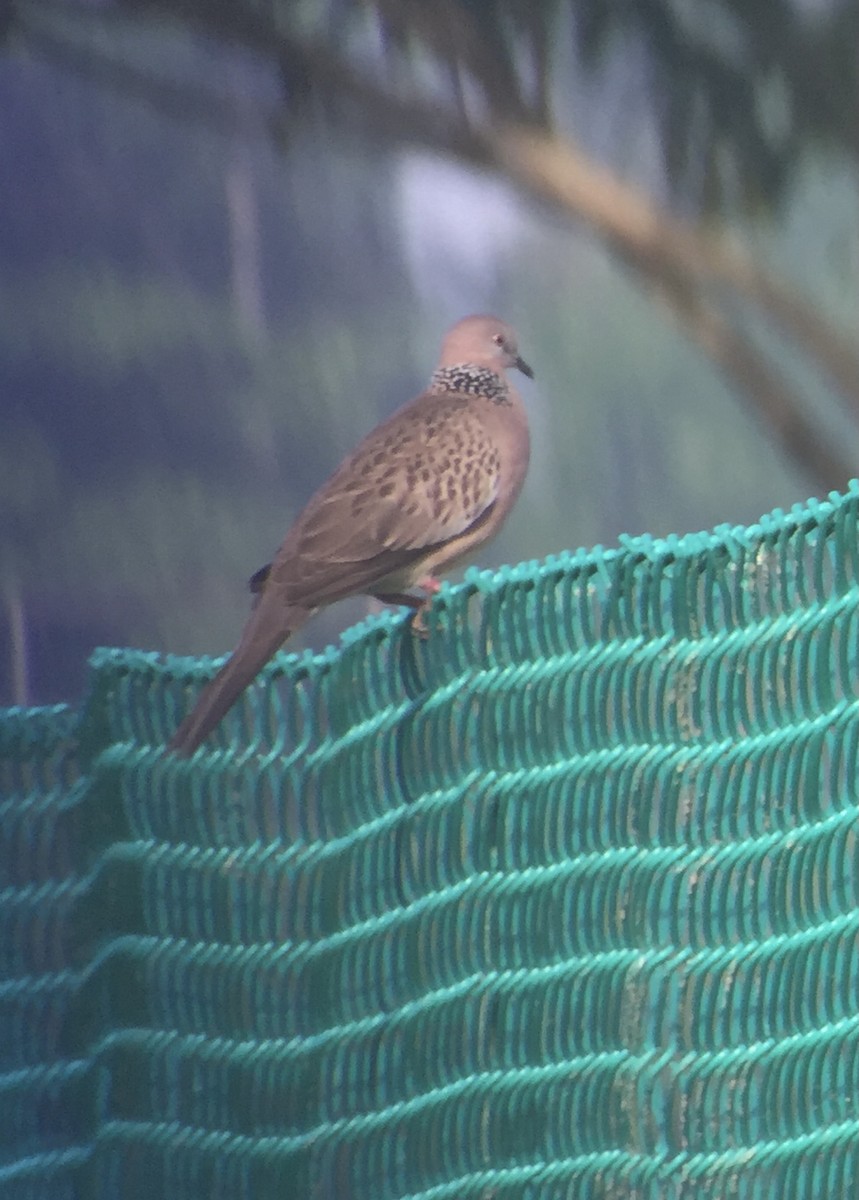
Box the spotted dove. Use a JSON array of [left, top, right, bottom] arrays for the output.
[[168, 314, 533, 755]]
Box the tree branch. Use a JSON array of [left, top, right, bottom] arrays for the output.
[[617, 247, 854, 490], [493, 127, 859, 416], [18, 3, 859, 486]]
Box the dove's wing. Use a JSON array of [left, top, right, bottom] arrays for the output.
[[267, 392, 504, 605]]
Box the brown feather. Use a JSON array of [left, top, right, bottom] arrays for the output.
[[168, 314, 533, 755], [168, 592, 307, 756]]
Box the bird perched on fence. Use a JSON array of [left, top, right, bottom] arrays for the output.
[[168, 314, 534, 756]]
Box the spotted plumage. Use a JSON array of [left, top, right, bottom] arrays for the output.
[[169, 315, 534, 756], [430, 364, 511, 402]]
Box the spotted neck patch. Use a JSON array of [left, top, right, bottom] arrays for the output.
[[430, 364, 510, 403]]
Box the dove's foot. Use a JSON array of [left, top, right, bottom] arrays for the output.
[[410, 577, 442, 637], [374, 576, 442, 637]]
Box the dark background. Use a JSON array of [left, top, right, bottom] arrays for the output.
[[2, 0, 857, 706]]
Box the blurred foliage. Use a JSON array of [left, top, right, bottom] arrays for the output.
[[574, 0, 856, 209], [14, 0, 850, 215], [1, 1, 857, 704]]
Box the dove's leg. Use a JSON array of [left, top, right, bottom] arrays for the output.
[[374, 576, 442, 636], [416, 576, 442, 595], [374, 592, 424, 610], [410, 576, 442, 635]]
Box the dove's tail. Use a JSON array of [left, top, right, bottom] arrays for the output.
[[167, 596, 307, 757]]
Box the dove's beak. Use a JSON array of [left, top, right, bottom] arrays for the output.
[[515, 355, 534, 380]]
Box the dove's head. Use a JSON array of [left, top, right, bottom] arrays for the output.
[[439, 315, 534, 380]]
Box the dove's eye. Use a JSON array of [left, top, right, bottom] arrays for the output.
[[492, 333, 504, 346]]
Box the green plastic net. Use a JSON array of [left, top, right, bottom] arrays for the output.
[[1, 485, 858, 1199]]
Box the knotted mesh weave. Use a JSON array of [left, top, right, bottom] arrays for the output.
[[1, 486, 858, 1199]]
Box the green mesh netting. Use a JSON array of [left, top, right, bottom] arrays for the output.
[[1, 486, 858, 1200]]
